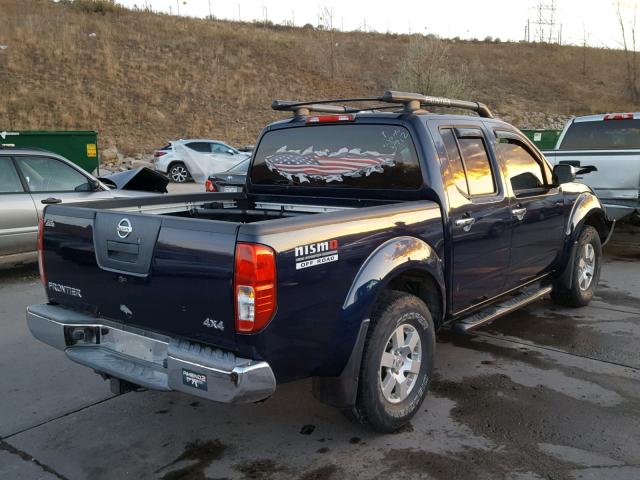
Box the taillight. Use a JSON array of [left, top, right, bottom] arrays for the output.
[[205, 179, 217, 192], [306, 114, 355, 124], [37, 217, 46, 287], [154, 151, 167, 157], [604, 113, 633, 120], [234, 243, 276, 333]]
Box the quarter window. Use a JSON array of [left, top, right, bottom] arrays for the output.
[[15, 156, 91, 192], [0, 157, 24, 193], [497, 139, 546, 194], [457, 137, 496, 196]]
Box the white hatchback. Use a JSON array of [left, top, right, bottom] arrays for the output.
[[154, 139, 249, 183]]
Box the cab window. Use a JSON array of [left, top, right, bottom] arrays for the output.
[[497, 138, 547, 195], [15, 156, 92, 192]]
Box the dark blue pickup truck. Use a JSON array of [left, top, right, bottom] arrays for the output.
[[27, 92, 613, 432]]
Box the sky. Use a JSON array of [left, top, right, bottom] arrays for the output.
[[116, 0, 635, 48]]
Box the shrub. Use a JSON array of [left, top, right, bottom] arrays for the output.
[[393, 36, 471, 99]]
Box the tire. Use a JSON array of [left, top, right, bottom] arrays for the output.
[[350, 291, 435, 432], [551, 226, 602, 307], [168, 162, 191, 183]]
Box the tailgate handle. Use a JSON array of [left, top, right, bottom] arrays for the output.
[[107, 240, 139, 263]]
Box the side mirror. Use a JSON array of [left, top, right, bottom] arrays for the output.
[[552, 164, 598, 186], [552, 164, 576, 185]]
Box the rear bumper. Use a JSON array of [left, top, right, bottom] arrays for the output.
[[26, 304, 276, 404]]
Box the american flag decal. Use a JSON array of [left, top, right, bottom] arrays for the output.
[[264, 146, 395, 183]]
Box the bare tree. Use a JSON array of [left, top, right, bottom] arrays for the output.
[[393, 35, 471, 99], [318, 7, 336, 78], [616, 1, 640, 102]]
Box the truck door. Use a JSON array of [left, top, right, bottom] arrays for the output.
[[0, 156, 39, 255], [492, 130, 565, 288], [438, 127, 512, 313]]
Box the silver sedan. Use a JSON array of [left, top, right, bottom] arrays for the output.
[[0, 148, 162, 268]]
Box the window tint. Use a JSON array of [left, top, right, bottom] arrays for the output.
[[560, 119, 640, 150], [440, 129, 469, 195], [497, 139, 545, 193], [0, 157, 24, 193], [457, 137, 495, 196], [186, 142, 211, 153], [251, 125, 422, 189], [15, 156, 91, 192]]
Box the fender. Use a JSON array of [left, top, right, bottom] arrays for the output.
[[342, 236, 445, 314], [312, 236, 445, 408], [565, 192, 612, 243], [558, 191, 614, 289]]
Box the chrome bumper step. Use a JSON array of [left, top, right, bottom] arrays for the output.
[[26, 303, 276, 404], [453, 285, 552, 333]]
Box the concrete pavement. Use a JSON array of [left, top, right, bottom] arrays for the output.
[[0, 226, 638, 480]]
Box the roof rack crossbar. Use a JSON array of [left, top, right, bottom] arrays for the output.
[[272, 91, 493, 119]]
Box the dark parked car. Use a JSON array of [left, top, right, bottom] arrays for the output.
[[205, 158, 249, 192], [27, 91, 612, 432]]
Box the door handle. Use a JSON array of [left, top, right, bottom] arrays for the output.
[[455, 217, 476, 231], [41, 197, 62, 205], [512, 207, 527, 221]]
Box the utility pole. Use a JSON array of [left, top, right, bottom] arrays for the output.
[[207, 0, 212, 19], [292, 10, 295, 26], [237, 2, 241, 21], [176, 0, 180, 16]]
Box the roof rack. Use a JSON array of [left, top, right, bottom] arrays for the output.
[[272, 90, 493, 119]]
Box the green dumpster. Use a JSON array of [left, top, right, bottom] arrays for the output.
[[0, 130, 99, 174], [521, 129, 562, 151]]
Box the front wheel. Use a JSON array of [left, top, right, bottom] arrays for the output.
[[350, 291, 435, 432], [551, 226, 602, 307], [168, 162, 191, 183]]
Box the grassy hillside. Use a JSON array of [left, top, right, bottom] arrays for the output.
[[0, 0, 635, 154]]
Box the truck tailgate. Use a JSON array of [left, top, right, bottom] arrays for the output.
[[42, 206, 239, 350]]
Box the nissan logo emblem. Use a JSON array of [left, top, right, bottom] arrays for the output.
[[116, 218, 132, 239]]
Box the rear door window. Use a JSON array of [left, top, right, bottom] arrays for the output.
[[186, 142, 212, 153], [251, 124, 422, 189], [457, 137, 496, 196], [560, 119, 640, 150], [440, 129, 469, 196], [0, 157, 24, 193]]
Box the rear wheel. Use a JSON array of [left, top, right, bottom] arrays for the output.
[[551, 226, 601, 307], [168, 162, 190, 183], [350, 291, 435, 432]]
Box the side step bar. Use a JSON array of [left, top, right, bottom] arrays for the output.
[[453, 285, 552, 333]]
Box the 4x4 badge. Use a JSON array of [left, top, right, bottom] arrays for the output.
[[203, 318, 224, 331]]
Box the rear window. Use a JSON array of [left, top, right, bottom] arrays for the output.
[[251, 124, 422, 189], [560, 119, 640, 150]]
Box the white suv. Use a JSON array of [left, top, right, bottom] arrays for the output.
[[154, 139, 249, 183]]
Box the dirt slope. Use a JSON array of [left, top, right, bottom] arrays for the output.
[[0, 0, 634, 153]]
